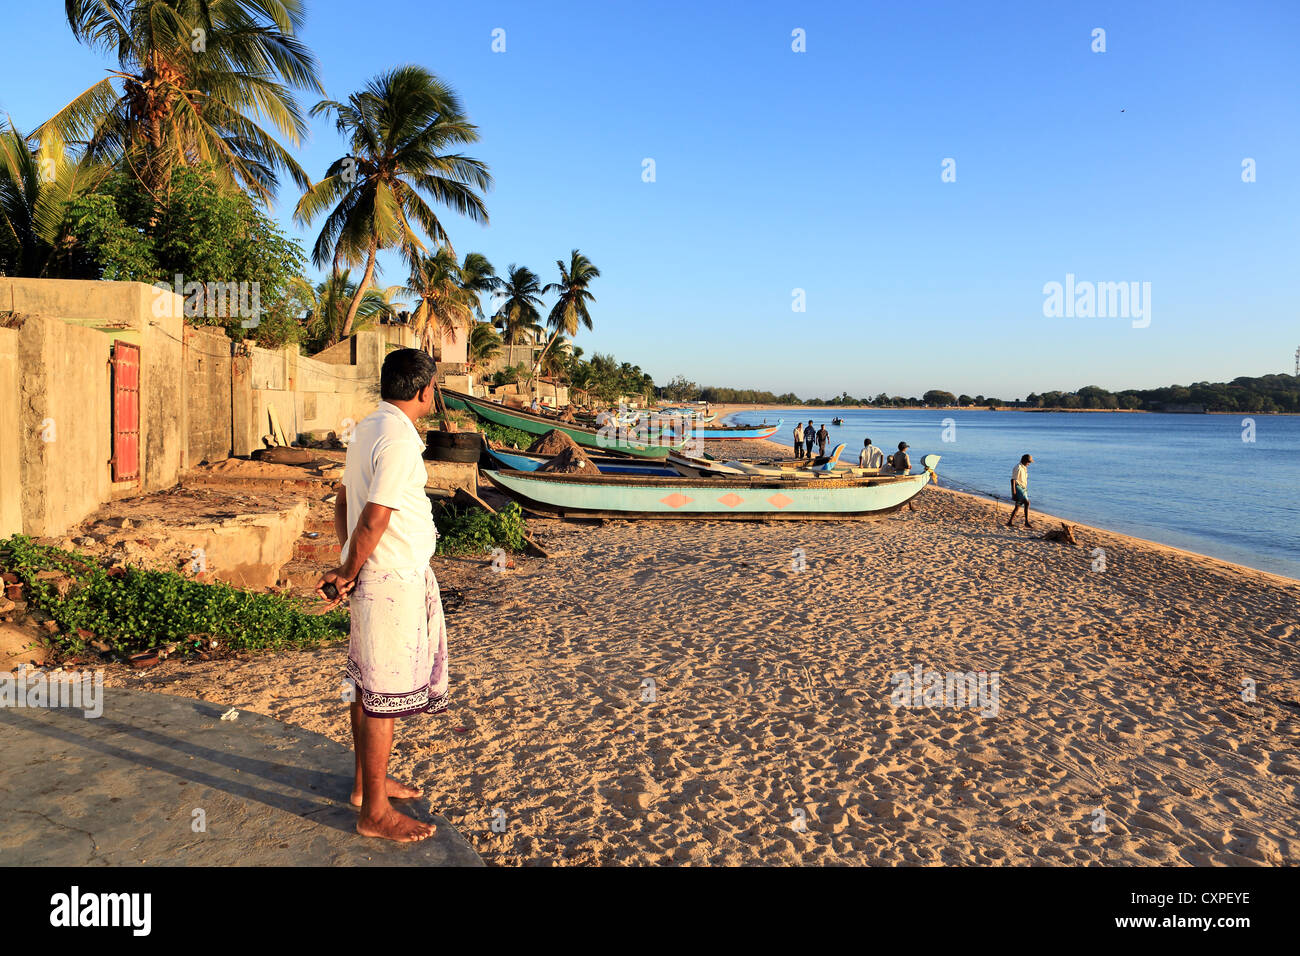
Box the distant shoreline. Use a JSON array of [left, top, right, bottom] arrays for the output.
[[703, 403, 1296, 416]]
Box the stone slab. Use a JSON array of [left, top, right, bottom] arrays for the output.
[[0, 687, 481, 866]]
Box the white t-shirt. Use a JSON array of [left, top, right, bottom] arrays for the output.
[[341, 402, 436, 572], [1012, 463, 1028, 491], [859, 445, 884, 468]]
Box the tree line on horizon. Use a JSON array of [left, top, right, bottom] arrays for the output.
[[660, 375, 1300, 413]]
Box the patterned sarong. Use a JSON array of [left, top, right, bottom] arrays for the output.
[[344, 566, 450, 718]]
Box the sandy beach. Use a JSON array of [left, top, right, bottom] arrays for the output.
[[101, 440, 1300, 866]]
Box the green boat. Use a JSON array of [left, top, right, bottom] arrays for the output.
[[440, 389, 683, 458], [483, 455, 940, 520]]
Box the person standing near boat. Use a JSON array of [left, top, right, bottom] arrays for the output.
[[816, 424, 829, 457], [1008, 454, 1034, 528], [316, 348, 449, 844], [859, 437, 884, 469], [804, 420, 816, 458], [792, 421, 804, 459]]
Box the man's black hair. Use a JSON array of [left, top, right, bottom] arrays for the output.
[[380, 348, 438, 401], [1020, 454, 1033, 464]]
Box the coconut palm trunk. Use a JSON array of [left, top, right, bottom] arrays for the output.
[[340, 239, 379, 342], [531, 327, 563, 380]]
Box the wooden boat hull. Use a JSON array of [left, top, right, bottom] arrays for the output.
[[441, 389, 681, 458], [650, 420, 783, 440], [693, 420, 782, 440], [485, 447, 675, 477], [483, 457, 939, 520]]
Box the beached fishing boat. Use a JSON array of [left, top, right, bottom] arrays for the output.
[[484, 447, 676, 477], [440, 389, 683, 458], [655, 409, 717, 423], [483, 454, 939, 520], [653, 419, 783, 440]]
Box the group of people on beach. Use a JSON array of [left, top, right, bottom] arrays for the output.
[[789, 421, 1038, 527], [792, 421, 911, 473], [792, 420, 830, 460]]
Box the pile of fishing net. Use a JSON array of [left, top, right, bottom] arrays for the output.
[[528, 429, 597, 474]]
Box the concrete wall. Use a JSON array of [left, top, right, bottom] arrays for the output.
[[0, 278, 398, 539], [0, 278, 157, 335], [0, 328, 22, 537], [14, 313, 114, 538], [142, 310, 184, 490], [184, 326, 233, 466], [432, 317, 468, 365], [240, 340, 380, 448]]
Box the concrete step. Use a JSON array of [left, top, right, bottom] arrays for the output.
[[0, 686, 482, 866]]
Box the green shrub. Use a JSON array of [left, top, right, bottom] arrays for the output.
[[435, 502, 527, 556], [0, 535, 348, 659], [474, 419, 535, 449]]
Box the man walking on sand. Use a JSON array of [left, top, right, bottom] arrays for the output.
[[1008, 454, 1034, 528], [816, 423, 829, 457], [317, 349, 449, 844], [793, 421, 804, 459], [804, 419, 816, 459]]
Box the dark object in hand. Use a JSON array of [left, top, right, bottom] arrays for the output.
[[322, 581, 339, 600], [441, 586, 465, 613]]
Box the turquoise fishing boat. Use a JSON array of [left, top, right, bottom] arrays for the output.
[[693, 419, 782, 440], [648, 418, 784, 440], [483, 455, 940, 520]]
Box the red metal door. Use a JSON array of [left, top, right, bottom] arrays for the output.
[[110, 341, 140, 482]]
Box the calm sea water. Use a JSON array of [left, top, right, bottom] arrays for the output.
[[726, 408, 1300, 580]]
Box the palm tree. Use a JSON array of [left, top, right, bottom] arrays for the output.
[[295, 66, 491, 344], [466, 321, 502, 375], [456, 251, 500, 319], [292, 270, 402, 353], [0, 122, 105, 277], [406, 246, 474, 355], [538, 333, 570, 379], [45, 0, 322, 203], [492, 264, 544, 345], [534, 249, 599, 376]]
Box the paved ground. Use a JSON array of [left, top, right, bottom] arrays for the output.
[[0, 685, 481, 866]]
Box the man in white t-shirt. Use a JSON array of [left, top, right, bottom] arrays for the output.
[[858, 437, 884, 469], [317, 348, 447, 844], [1007, 453, 1034, 528]]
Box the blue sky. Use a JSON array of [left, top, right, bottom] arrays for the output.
[[3, 0, 1298, 398]]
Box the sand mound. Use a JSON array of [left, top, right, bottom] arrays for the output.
[[528, 429, 582, 457], [536, 445, 596, 474]]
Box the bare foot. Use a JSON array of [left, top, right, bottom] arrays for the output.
[[1024, 522, 1034, 529], [355, 807, 436, 843], [350, 776, 422, 807]]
